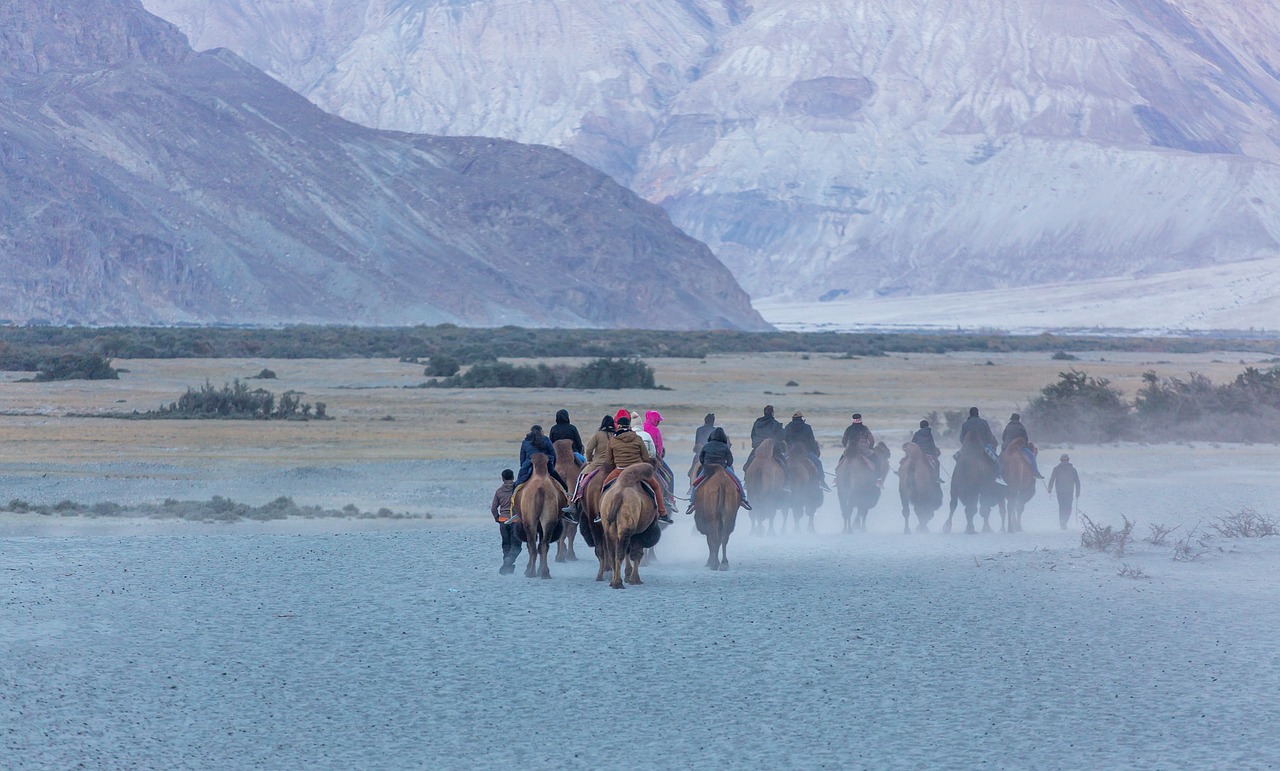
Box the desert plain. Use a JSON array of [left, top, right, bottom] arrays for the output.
[[4, 349, 1280, 768]]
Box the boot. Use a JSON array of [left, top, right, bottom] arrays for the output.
[[561, 502, 580, 523], [685, 501, 695, 515], [740, 498, 753, 511], [820, 480, 832, 492]]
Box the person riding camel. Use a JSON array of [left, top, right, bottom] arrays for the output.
[[689, 413, 719, 490], [602, 415, 672, 524], [784, 411, 831, 491], [642, 409, 678, 517], [562, 415, 615, 523], [744, 405, 787, 474], [958, 407, 1001, 478], [549, 409, 586, 464], [910, 419, 943, 481], [512, 425, 568, 519], [1001, 413, 1044, 478], [686, 427, 752, 513], [839, 413, 887, 486]]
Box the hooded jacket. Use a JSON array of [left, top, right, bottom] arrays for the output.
[[751, 413, 785, 448], [642, 410, 665, 457], [549, 409, 584, 455], [699, 428, 734, 468], [604, 428, 651, 469], [1001, 418, 1029, 450], [784, 417, 820, 456]]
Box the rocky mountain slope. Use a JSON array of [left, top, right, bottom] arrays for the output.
[[144, 0, 1280, 306], [0, 0, 766, 329]]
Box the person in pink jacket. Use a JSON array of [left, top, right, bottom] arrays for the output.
[[642, 410, 666, 458]]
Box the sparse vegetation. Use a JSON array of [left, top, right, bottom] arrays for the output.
[[1117, 564, 1148, 579], [1051, 351, 1079, 361], [128, 380, 332, 419], [424, 355, 460, 377], [1144, 522, 1180, 546], [1030, 365, 1280, 443], [249, 368, 277, 379], [25, 352, 119, 381], [423, 357, 661, 390], [1209, 508, 1279, 538], [1172, 522, 1210, 562], [0, 496, 423, 522], [1080, 513, 1135, 556]]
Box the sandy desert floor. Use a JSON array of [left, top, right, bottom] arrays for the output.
[[3, 351, 1280, 768]]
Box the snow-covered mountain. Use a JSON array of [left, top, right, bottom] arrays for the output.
[[143, 0, 1280, 309], [0, 0, 765, 329]]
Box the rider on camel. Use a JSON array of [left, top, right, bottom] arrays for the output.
[[549, 409, 586, 464], [515, 425, 567, 489], [910, 419, 943, 481], [839, 413, 887, 486], [562, 415, 615, 521], [1001, 413, 1044, 478], [744, 405, 787, 475], [686, 427, 752, 513], [784, 411, 831, 491], [603, 414, 673, 524], [958, 407, 1001, 478]]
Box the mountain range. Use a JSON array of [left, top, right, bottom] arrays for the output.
[[142, 0, 1280, 308], [0, 0, 766, 329]]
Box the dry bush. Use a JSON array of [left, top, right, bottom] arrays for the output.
[[1117, 564, 1149, 579], [1144, 522, 1180, 546], [1080, 514, 1136, 556], [1172, 521, 1210, 562], [1209, 508, 1279, 539]]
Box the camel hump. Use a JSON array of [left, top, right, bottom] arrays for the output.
[[757, 438, 775, 455], [616, 463, 652, 487], [1004, 436, 1027, 453]]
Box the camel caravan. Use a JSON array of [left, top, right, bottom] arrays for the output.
[[490, 405, 1067, 586]]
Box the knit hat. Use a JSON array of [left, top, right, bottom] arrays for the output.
[[617, 415, 632, 428], [851, 413, 862, 423], [1060, 454, 1070, 462], [792, 411, 803, 419], [1010, 413, 1021, 421]]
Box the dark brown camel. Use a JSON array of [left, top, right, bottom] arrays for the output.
[[836, 441, 890, 533], [599, 463, 662, 589], [783, 441, 822, 534], [944, 433, 1005, 534], [744, 438, 786, 535], [576, 466, 611, 582], [513, 453, 566, 579], [898, 442, 943, 534], [693, 464, 741, 570], [552, 439, 583, 562], [999, 437, 1037, 533]]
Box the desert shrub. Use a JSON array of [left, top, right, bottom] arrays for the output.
[[1026, 370, 1130, 442], [428, 358, 660, 390], [1, 495, 423, 522], [1209, 508, 1279, 538], [942, 410, 965, 438], [1143, 522, 1179, 546], [31, 353, 119, 381], [1117, 564, 1148, 579], [1172, 521, 1211, 561], [143, 380, 329, 420], [249, 368, 277, 379], [1080, 513, 1135, 556], [1051, 351, 1079, 361], [424, 355, 460, 377]]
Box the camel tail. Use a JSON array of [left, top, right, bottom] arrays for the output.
[[714, 483, 726, 537], [605, 488, 625, 527], [533, 488, 547, 544]]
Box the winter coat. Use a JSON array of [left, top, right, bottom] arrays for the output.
[[519, 434, 556, 469], [694, 422, 717, 452], [1001, 419, 1029, 449], [1048, 463, 1081, 499], [751, 415, 785, 448], [490, 481, 515, 523], [842, 423, 874, 449], [699, 440, 734, 468], [549, 409, 584, 455], [911, 427, 941, 457], [604, 429, 651, 469], [959, 416, 996, 448], [784, 418, 821, 456], [584, 429, 611, 464], [643, 410, 665, 457]]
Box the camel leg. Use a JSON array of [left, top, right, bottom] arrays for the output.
[[564, 522, 578, 560], [608, 536, 625, 589], [627, 541, 644, 585], [719, 535, 730, 571], [981, 505, 993, 533], [525, 531, 538, 577], [706, 530, 720, 569], [944, 496, 957, 534], [965, 502, 977, 535], [539, 539, 551, 579], [595, 545, 607, 582]]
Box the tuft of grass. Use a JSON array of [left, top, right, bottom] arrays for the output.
[[1172, 521, 1210, 562], [1144, 522, 1179, 546], [1117, 564, 1149, 579], [1080, 513, 1135, 557], [1209, 508, 1278, 538]]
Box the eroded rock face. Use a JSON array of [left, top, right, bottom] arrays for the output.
[[143, 0, 1280, 302], [0, 0, 766, 329]]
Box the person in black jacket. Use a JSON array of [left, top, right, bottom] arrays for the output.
[[549, 409, 585, 462], [910, 419, 942, 481], [693, 413, 717, 455], [744, 405, 787, 473], [784, 412, 830, 490], [686, 427, 750, 512]]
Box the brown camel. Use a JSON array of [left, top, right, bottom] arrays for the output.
[[1000, 437, 1037, 533], [693, 464, 741, 570], [944, 432, 1005, 535], [599, 463, 662, 589], [784, 440, 822, 534], [835, 441, 890, 533], [575, 465, 611, 582], [898, 442, 943, 534], [553, 439, 583, 562], [744, 438, 786, 535], [513, 453, 567, 579]]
